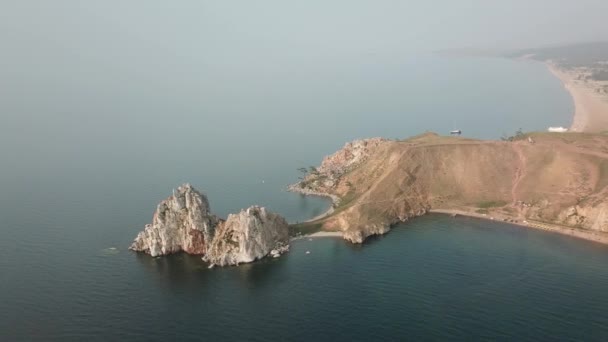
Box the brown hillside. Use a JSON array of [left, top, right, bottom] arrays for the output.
[[292, 132, 608, 243]]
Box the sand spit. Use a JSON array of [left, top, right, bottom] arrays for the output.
[[547, 63, 608, 133]]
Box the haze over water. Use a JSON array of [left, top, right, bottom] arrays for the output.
[[2, 49, 595, 340], [4, 1, 608, 340]]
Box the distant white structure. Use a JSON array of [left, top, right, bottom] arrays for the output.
[[548, 126, 569, 133]]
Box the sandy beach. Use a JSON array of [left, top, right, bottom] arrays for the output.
[[291, 231, 343, 241], [431, 209, 608, 246], [546, 63, 608, 132]]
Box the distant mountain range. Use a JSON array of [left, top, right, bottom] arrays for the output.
[[438, 41, 608, 81], [506, 41, 608, 68]]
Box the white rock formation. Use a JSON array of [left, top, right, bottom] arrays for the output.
[[130, 184, 291, 265], [203, 206, 290, 266], [129, 184, 220, 257]]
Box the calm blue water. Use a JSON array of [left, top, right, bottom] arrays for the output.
[[5, 215, 608, 341], [1, 54, 592, 341]]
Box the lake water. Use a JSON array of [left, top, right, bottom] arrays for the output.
[[2, 54, 596, 341]]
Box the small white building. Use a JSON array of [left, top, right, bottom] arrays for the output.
[[548, 126, 569, 133]]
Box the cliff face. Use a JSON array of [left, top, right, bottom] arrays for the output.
[[294, 132, 608, 243], [130, 185, 289, 265], [204, 206, 289, 266], [130, 184, 220, 256]]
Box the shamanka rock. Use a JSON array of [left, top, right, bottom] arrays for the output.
[[130, 184, 291, 265], [129, 184, 220, 257], [204, 206, 290, 266]]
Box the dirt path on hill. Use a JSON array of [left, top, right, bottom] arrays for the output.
[[511, 144, 527, 217]]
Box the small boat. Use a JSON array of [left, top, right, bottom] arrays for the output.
[[450, 130, 462, 135]]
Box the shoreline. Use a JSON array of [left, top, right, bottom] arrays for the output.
[[286, 60, 608, 246], [291, 231, 343, 241], [430, 209, 608, 246], [545, 62, 608, 133], [291, 207, 608, 246], [290, 207, 608, 245], [287, 185, 340, 223]]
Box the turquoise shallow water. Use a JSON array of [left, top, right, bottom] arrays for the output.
[[0, 54, 589, 340]]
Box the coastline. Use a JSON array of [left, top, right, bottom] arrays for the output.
[[291, 231, 343, 241], [287, 185, 340, 223], [430, 209, 608, 246], [291, 207, 608, 246], [286, 60, 608, 246], [546, 62, 608, 133]]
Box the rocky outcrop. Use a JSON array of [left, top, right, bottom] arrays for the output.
[[317, 138, 388, 176], [556, 204, 608, 232], [289, 138, 388, 201], [130, 184, 220, 257], [343, 223, 391, 244], [204, 206, 289, 266], [340, 207, 429, 243], [130, 185, 290, 265]]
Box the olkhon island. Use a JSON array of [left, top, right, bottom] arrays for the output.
[[131, 131, 608, 266], [131, 42, 608, 266]]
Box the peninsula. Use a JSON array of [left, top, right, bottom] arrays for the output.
[[131, 42, 608, 264], [287, 42, 608, 245], [291, 132, 608, 244]]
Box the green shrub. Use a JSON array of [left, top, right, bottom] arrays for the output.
[[477, 200, 508, 208]]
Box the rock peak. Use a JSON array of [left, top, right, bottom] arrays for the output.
[[204, 205, 289, 266], [130, 184, 219, 257], [130, 185, 290, 265]]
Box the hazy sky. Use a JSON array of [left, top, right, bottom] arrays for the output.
[[1, 1, 607, 58], [0, 0, 594, 198], [1, 1, 607, 114]]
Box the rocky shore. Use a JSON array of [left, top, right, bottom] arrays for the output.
[[130, 184, 290, 266], [290, 137, 430, 243]]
